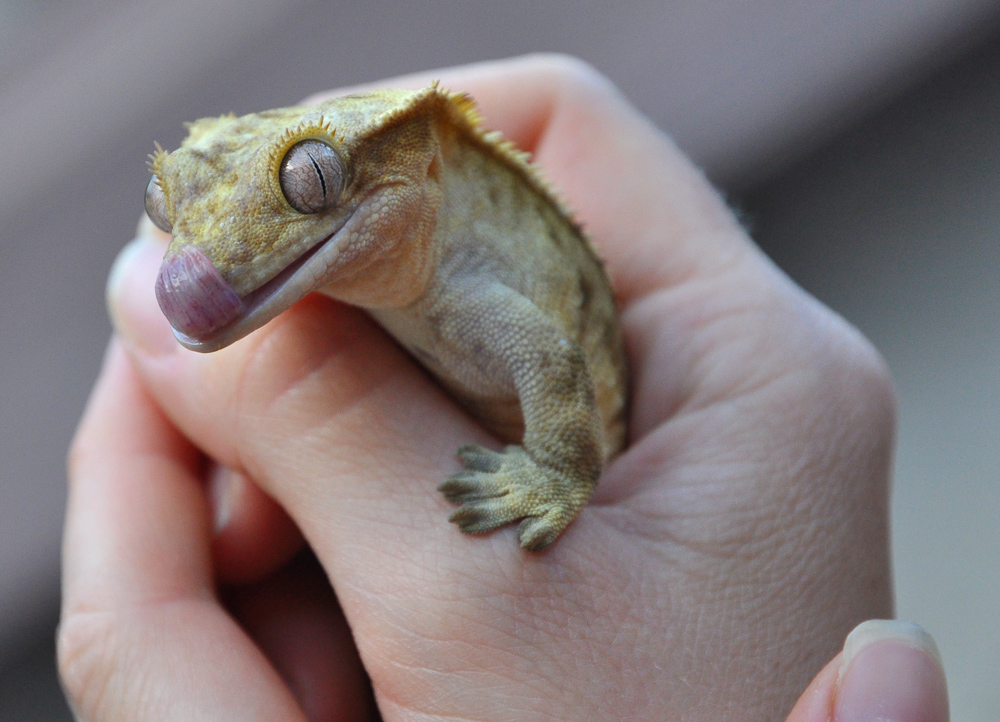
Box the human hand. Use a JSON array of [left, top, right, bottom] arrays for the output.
[[64, 55, 904, 720]]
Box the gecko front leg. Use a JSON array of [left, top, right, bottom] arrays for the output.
[[435, 283, 604, 550]]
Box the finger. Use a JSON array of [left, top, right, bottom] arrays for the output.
[[210, 464, 305, 585], [305, 53, 746, 302], [225, 552, 376, 722], [62, 340, 308, 721], [785, 620, 949, 722]]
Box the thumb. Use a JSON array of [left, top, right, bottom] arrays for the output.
[[786, 620, 949, 722]]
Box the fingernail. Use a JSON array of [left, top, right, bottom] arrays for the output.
[[209, 465, 242, 534], [836, 620, 949, 722], [106, 234, 178, 356]]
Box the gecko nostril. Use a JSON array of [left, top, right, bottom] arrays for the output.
[[155, 244, 244, 339]]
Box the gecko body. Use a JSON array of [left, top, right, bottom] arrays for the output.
[[147, 86, 627, 549]]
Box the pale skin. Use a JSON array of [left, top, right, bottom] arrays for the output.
[[61, 56, 949, 720]]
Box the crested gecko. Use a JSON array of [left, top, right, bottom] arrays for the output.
[[145, 85, 628, 550]]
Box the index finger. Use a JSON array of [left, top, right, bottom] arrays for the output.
[[304, 53, 746, 301]]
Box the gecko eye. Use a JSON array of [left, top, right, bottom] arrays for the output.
[[279, 140, 343, 214], [145, 175, 172, 233]]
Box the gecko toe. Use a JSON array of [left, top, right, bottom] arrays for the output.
[[448, 498, 522, 534], [438, 471, 510, 502], [456, 444, 503, 472], [517, 515, 561, 551]]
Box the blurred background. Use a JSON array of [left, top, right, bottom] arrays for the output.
[[1, 0, 998, 718]]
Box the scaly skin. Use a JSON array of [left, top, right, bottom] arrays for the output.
[[147, 85, 628, 549]]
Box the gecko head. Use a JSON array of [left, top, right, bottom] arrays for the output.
[[147, 119, 357, 352], [146, 88, 446, 352], [146, 105, 368, 352]]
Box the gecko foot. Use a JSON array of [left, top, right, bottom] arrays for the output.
[[437, 443, 589, 550]]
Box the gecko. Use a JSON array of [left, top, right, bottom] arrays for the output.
[[145, 85, 628, 550]]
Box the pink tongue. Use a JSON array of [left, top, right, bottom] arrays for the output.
[[155, 244, 244, 339]]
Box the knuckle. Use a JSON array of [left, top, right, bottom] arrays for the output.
[[833, 323, 898, 429], [537, 53, 618, 100], [799, 315, 898, 494], [779, 278, 898, 435]]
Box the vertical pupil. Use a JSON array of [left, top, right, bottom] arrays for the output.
[[280, 140, 340, 214], [306, 151, 326, 198]]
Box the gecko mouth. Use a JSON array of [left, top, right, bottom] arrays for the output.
[[159, 227, 344, 353]]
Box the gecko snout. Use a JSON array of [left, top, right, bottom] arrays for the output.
[[155, 244, 245, 339]]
